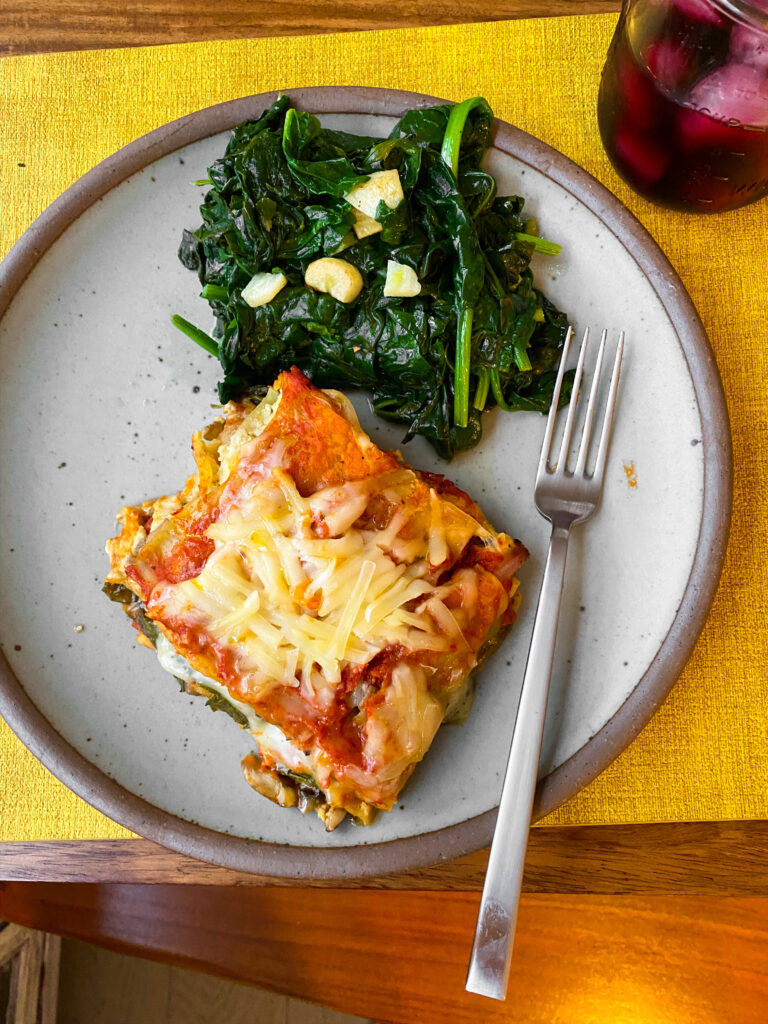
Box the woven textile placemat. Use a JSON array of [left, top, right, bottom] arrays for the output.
[[1, 14, 766, 841]]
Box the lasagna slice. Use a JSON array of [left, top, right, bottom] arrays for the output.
[[106, 368, 528, 829]]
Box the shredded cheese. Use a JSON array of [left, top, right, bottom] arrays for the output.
[[162, 469, 459, 697]]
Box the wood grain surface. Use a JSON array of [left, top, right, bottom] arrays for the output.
[[0, 923, 60, 1024], [3, 882, 768, 1023], [3, 821, 768, 893], [1, 0, 620, 57], [57, 938, 365, 1024]]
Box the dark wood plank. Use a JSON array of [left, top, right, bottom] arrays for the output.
[[1, 0, 620, 58], [0, 838, 485, 889], [3, 821, 768, 894], [2, 883, 768, 1023]]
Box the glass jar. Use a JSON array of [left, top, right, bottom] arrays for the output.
[[598, 0, 768, 212]]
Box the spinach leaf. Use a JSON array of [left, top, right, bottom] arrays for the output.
[[175, 94, 572, 459], [282, 109, 370, 197], [197, 685, 250, 728], [102, 581, 138, 606], [389, 105, 450, 146]]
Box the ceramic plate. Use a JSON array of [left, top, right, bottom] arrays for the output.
[[0, 87, 731, 878]]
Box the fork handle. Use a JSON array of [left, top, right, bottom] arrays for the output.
[[466, 522, 570, 1000]]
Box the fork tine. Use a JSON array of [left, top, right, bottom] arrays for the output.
[[537, 325, 574, 478], [592, 332, 625, 482], [555, 326, 589, 473], [574, 329, 608, 477]]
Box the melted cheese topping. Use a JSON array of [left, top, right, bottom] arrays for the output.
[[154, 632, 311, 774], [159, 467, 453, 703], [362, 662, 444, 785], [106, 370, 528, 821]]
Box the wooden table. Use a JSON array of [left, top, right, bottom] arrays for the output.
[[3, 823, 768, 1022], [1, 0, 620, 58], [3, 4, 768, 1021]]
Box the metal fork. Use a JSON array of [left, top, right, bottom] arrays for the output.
[[465, 325, 625, 1001]]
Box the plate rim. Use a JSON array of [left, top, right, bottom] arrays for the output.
[[0, 85, 732, 878]]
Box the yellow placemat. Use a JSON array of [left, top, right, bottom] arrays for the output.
[[1, 15, 766, 842]]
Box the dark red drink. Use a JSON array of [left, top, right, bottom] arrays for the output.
[[598, 0, 768, 212]]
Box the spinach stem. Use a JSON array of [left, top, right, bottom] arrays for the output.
[[454, 306, 473, 428], [440, 97, 493, 177], [490, 369, 515, 412], [201, 284, 229, 302], [171, 314, 219, 357], [473, 175, 496, 217], [514, 232, 562, 256], [474, 368, 490, 411], [441, 97, 492, 431], [482, 254, 505, 301], [513, 341, 533, 372]]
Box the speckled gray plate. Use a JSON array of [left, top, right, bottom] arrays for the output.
[[0, 87, 731, 878]]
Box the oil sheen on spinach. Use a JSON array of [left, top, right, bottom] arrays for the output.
[[176, 94, 572, 460]]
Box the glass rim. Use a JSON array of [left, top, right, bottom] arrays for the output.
[[712, 0, 768, 30]]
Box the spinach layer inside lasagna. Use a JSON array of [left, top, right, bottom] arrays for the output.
[[105, 368, 527, 829]]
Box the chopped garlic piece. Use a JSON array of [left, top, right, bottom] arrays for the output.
[[345, 169, 404, 219], [305, 258, 363, 303], [352, 209, 382, 239], [241, 271, 287, 308], [384, 260, 421, 298]]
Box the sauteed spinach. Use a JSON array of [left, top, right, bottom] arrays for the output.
[[175, 94, 571, 459]]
